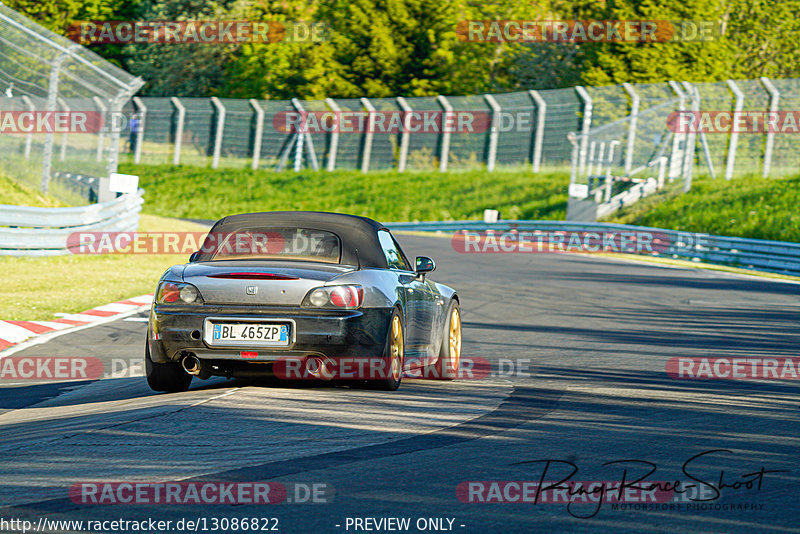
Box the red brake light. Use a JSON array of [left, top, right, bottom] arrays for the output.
[[207, 272, 299, 280], [160, 282, 180, 303], [329, 286, 363, 307]]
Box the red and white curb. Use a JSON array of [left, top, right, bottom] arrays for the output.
[[0, 294, 153, 352]]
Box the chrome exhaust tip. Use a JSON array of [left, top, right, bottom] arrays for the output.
[[181, 354, 204, 377], [305, 356, 333, 381]]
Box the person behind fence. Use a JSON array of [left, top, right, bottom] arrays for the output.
[[127, 114, 140, 153]]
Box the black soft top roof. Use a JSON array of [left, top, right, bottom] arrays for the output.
[[201, 211, 390, 268]]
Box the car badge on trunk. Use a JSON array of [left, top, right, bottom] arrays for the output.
[[246, 286, 258, 295]]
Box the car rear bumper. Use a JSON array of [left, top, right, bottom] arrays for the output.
[[148, 304, 393, 364]]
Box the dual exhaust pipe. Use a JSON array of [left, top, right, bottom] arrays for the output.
[[181, 353, 333, 380]]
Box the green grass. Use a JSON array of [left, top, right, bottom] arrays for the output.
[[119, 164, 570, 222], [0, 173, 64, 208], [0, 214, 208, 321], [608, 174, 800, 242]]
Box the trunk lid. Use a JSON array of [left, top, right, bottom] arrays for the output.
[[183, 261, 352, 305]]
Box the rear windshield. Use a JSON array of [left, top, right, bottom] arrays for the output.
[[206, 227, 341, 263]]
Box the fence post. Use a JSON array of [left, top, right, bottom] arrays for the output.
[[290, 98, 306, 171], [657, 156, 667, 189], [575, 86, 592, 176], [170, 96, 185, 165], [210, 97, 225, 169], [681, 82, 699, 192], [667, 81, 686, 180], [105, 92, 128, 178], [622, 83, 639, 174], [359, 97, 376, 172], [249, 99, 263, 170], [760, 77, 779, 178], [132, 96, 146, 164], [528, 90, 546, 173], [324, 98, 340, 171], [41, 52, 66, 193], [56, 97, 69, 161], [437, 95, 452, 171], [604, 140, 619, 202], [725, 79, 744, 180], [92, 96, 106, 162], [484, 94, 500, 171], [21, 95, 34, 159], [568, 132, 579, 186], [396, 97, 412, 172], [587, 140, 597, 178]]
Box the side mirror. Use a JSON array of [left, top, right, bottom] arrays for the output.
[[415, 256, 436, 276], [189, 251, 200, 263]]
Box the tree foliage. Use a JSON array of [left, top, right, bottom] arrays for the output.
[[5, 0, 800, 98]]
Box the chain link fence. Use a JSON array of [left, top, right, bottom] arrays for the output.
[[0, 4, 142, 203]]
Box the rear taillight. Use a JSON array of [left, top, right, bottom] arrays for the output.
[[157, 282, 204, 304], [303, 285, 364, 309]]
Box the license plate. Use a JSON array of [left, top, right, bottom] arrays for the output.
[[206, 322, 290, 346]]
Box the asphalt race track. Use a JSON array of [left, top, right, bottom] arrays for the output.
[[1, 233, 799, 533]]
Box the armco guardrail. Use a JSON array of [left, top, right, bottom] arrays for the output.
[[386, 220, 800, 277], [0, 190, 144, 256]]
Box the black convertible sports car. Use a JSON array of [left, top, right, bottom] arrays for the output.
[[146, 211, 461, 392]]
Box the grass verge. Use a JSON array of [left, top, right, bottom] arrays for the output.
[[119, 163, 570, 222], [608, 174, 800, 242]]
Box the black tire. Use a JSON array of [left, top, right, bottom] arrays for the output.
[[145, 342, 192, 393], [426, 300, 461, 380], [369, 308, 405, 391]]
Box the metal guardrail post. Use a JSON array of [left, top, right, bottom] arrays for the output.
[[760, 77, 779, 178], [210, 97, 225, 169], [725, 80, 744, 180], [170, 96, 185, 166], [667, 81, 686, 180], [528, 90, 546, 172], [249, 99, 263, 170], [484, 94, 500, 171], [324, 98, 340, 171], [437, 95, 452, 171], [92, 96, 106, 162], [360, 97, 376, 173], [132, 96, 146, 164], [56, 97, 69, 161], [20, 95, 34, 159], [396, 97, 412, 172], [575, 86, 592, 176], [622, 83, 638, 174]]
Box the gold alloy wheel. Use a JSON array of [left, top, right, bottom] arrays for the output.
[[390, 314, 404, 380], [449, 306, 462, 373]]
